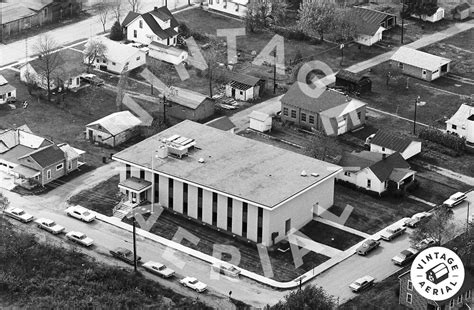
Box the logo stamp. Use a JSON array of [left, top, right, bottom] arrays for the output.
[[411, 246, 465, 301]]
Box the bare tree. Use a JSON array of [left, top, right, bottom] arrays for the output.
[[34, 35, 62, 101], [333, 7, 358, 43], [97, 1, 110, 33], [128, 0, 141, 12], [84, 39, 108, 73], [111, 0, 122, 22], [202, 38, 220, 98]]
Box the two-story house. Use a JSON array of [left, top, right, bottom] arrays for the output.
[[122, 6, 179, 47]]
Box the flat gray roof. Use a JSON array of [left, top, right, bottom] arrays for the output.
[[113, 120, 341, 208]]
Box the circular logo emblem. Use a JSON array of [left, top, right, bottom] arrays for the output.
[[410, 246, 465, 301]]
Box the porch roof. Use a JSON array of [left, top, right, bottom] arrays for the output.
[[118, 177, 151, 192], [389, 168, 414, 183], [11, 164, 40, 178]]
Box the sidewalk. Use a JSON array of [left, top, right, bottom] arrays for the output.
[[315, 217, 371, 239]]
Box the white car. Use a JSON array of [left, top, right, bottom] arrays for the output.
[[414, 237, 439, 251], [180, 277, 207, 293], [212, 262, 241, 277], [380, 226, 406, 241], [142, 261, 175, 278], [65, 205, 96, 222], [443, 192, 466, 208], [35, 218, 65, 235], [349, 275, 375, 292], [403, 212, 431, 228], [4, 207, 34, 223], [66, 231, 94, 247]]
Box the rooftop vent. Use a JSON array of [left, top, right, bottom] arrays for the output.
[[311, 173, 319, 177], [198, 158, 205, 163], [301, 170, 307, 177], [156, 144, 169, 159]]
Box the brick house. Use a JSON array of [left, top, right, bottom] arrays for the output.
[[399, 270, 473, 309]]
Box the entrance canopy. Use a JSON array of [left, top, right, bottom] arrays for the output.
[[118, 177, 152, 193], [11, 165, 40, 178]]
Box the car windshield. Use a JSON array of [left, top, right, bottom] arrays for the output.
[[47, 221, 56, 226], [18, 210, 25, 215], [77, 234, 86, 239], [189, 279, 198, 284], [83, 211, 91, 217]]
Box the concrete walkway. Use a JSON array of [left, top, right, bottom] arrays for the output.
[[315, 217, 371, 239], [425, 164, 474, 186], [408, 195, 437, 207]]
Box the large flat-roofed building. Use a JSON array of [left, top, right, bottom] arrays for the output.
[[112, 120, 342, 246]]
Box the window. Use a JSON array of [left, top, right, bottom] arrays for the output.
[[398, 62, 404, 69], [242, 202, 248, 238], [344, 171, 351, 177], [465, 290, 471, 299], [56, 163, 63, 171], [257, 207, 263, 243], [422, 69, 427, 75], [111, 62, 116, 65], [154, 174, 159, 201], [217, 0, 219, 3], [450, 299, 455, 308], [301, 113, 306, 122], [96, 58, 99, 63], [283, 107, 288, 116], [212, 192, 218, 226], [367, 179, 371, 188], [139, 20, 143, 28], [140, 169, 145, 179], [406, 293, 412, 304], [382, 147, 385, 151], [227, 198, 232, 231], [285, 218, 291, 235], [136, 56, 140, 61], [291, 110, 296, 119], [240, 90, 243, 95], [197, 188, 203, 220], [126, 164, 131, 179], [183, 183, 188, 215], [309, 115, 315, 124], [357, 111, 362, 120], [133, 30, 137, 38], [7, 92, 11, 97], [47, 170, 51, 180], [103, 59, 106, 63], [236, 4, 239, 11], [452, 124, 457, 130], [407, 281, 413, 291], [457, 295, 462, 304], [168, 179, 174, 209], [209, 0, 213, 4]]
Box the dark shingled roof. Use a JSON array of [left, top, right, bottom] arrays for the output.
[[353, 7, 396, 25], [228, 72, 262, 88], [206, 116, 236, 131], [121, 11, 140, 27], [370, 130, 415, 153], [336, 70, 366, 83], [27, 145, 65, 168], [356, 20, 382, 36], [26, 49, 86, 81], [281, 85, 349, 113], [122, 6, 179, 40], [454, 2, 471, 12], [369, 152, 410, 182]]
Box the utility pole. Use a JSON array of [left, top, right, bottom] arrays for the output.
[[413, 96, 420, 135], [340, 43, 345, 66], [273, 50, 276, 94], [401, 0, 405, 44]]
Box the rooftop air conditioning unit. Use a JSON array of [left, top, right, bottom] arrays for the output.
[[164, 134, 196, 159], [157, 144, 169, 159]]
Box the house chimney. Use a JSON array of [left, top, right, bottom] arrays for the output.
[[382, 153, 387, 159], [154, 6, 158, 11]]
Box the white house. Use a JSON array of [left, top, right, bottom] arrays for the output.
[[208, 0, 249, 18], [86, 111, 142, 147], [112, 120, 342, 246], [122, 6, 179, 46], [148, 41, 188, 65], [412, 7, 445, 23], [369, 130, 422, 160], [355, 23, 385, 46], [225, 72, 265, 101], [249, 111, 272, 132], [0, 75, 16, 104], [337, 151, 416, 195], [84, 38, 146, 74], [446, 104, 474, 144]]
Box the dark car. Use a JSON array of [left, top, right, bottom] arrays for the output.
[[80, 74, 104, 86], [110, 247, 141, 265], [392, 248, 418, 266], [356, 239, 381, 255]]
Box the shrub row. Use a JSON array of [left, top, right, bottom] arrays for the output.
[[272, 26, 310, 41], [419, 128, 466, 153]]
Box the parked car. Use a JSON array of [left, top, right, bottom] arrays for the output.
[[349, 275, 375, 292], [142, 261, 175, 278], [356, 239, 381, 255], [66, 231, 94, 247], [212, 262, 241, 277], [443, 192, 466, 208], [35, 218, 65, 235], [80, 73, 104, 86], [404, 212, 432, 228], [65, 205, 96, 222], [414, 237, 439, 251], [4, 207, 34, 223], [6, 96, 17, 103], [180, 277, 207, 293], [109, 247, 141, 265], [392, 248, 418, 265], [380, 226, 406, 241]]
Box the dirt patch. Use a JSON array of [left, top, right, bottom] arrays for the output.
[[300, 221, 364, 251]]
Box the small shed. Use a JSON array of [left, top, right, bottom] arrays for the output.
[[86, 111, 142, 147], [335, 70, 372, 94], [225, 72, 266, 102], [452, 3, 471, 20], [412, 7, 445, 23], [148, 41, 188, 65], [164, 87, 215, 121], [0, 75, 16, 104], [249, 111, 272, 132]]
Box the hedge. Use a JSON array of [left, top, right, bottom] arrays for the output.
[[418, 128, 466, 153]]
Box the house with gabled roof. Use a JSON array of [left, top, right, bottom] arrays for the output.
[[452, 3, 471, 20], [163, 87, 215, 121], [0, 75, 16, 104], [354, 21, 385, 46], [353, 7, 397, 30], [337, 151, 415, 195], [208, 0, 249, 18], [225, 72, 266, 101], [446, 103, 474, 144], [369, 130, 422, 159], [86, 111, 142, 147], [122, 6, 179, 47], [280, 86, 366, 136]]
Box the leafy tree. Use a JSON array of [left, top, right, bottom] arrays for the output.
[[333, 7, 358, 43], [410, 207, 455, 247], [34, 34, 62, 101], [110, 21, 124, 41], [246, 0, 287, 32], [270, 285, 336, 310], [0, 192, 9, 211], [84, 39, 108, 73], [297, 0, 336, 42]]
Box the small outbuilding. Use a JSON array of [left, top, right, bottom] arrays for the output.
[[163, 87, 215, 121], [0, 75, 16, 104], [335, 70, 372, 94], [354, 21, 385, 47], [452, 3, 471, 20], [249, 111, 272, 132], [412, 7, 445, 23], [86, 111, 142, 147], [446, 103, 474, 144], [369, 130, 422, 159], [390, 47, 451, 81], [225, 72, 265, 102], [353, 7, 397, 30], [148, 41, 188, 65]]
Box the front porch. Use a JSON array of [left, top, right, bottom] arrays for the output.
[[116, 177, 153, 219], [388, 169, 416, 192], [11, 165, 41, 190]]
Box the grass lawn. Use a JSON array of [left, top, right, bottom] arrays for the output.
[[330, 184, 432, 235], [67, 175, 121, 216], [300, 221, 364, 251]]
